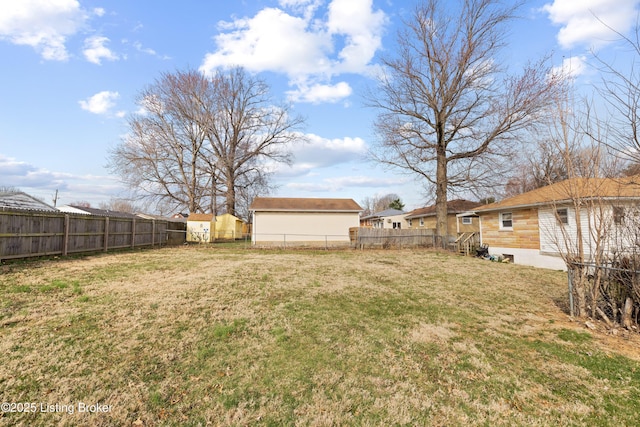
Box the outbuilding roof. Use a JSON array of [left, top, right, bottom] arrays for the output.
[[474, 176, 640, 213], [250, 197, 362, 212], [0, 191, 57, 212], [360, 208, 405, 220], [405, 199, 482, 219], [188, 213, 215, 221]]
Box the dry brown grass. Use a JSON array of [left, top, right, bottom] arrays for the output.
[[1, 246, 639, 426]]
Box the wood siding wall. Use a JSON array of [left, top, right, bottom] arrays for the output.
[[0, 210, 176, 261], [480, 208, 540, 250], [407, 215, 479, 234]]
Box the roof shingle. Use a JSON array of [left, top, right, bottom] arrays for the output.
[[250, 197, 362, 212], [474, 176, 640, 212], [405, 199, 482, 219]]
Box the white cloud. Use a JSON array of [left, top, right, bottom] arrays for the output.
[[0, 154, 125, 205], [271, 133, 367, 178], [326, 0, 386, 73], [543, 0, 640, 49], [286, 175, 405, 192], [287, 81, 352, 103], [199, 0, 387, 104], [83, 35, 119, 64], [0, 154, 71, 190], [550, 55, 588, 79], [0, 0, 87, 61], [79, 91, 120, 115], [93, 7, 105, 17]]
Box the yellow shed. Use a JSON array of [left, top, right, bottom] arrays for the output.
[[186, 213, 215, 243], [214, 213, 246, 240]]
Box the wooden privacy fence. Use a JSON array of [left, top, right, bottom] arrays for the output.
[[350, 227, 448, 249], [0, 209, 179, 261]]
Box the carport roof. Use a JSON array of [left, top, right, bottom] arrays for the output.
[[250, 197, 363, 212]]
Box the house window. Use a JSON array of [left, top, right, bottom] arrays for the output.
[[462, 217, 472, 225], [555, 208, 568, 225], [393, 222, 402, 229], [408, 219, 412, 227], [614, 206, 625, 225], [500, 212, 513, 230], [419, 218, 424, 227]]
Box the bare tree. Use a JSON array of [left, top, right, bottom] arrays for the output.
[[110, 70, 211, 213], [109, 67, 305, 217], [368, 0, 560, 243], [591, 18, 640, 163], [98, 198, 140, 214], [200, 67, 305, 216], [360, 193, 403, 216]]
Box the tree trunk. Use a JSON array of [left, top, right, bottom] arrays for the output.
[[225, 179, 236, 216], [622, 297, 633, 328], [435, 146, 448, 248]]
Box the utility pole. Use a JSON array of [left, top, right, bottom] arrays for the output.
[[52, 189, 59, 207]]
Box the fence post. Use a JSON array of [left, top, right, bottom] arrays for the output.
[[131, 218, 136, 249], [62, 214, 69, 256], [567, 264, 574, 318], [103, 217, 109, 252], [152, 219, 156, 247]]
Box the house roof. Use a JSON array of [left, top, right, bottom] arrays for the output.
[[0, 191, 57, 211], [250, 197, 362, 212], [360, 208, 406, 220], [405, 199, 483, 219], [188, 213, 215, 221], [58, 205, 138, 218], [474, 176, 640, 213]]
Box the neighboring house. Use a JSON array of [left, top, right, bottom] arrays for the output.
[[249, 197, 362, 245], [214, 213, 246, 240], [186, 213, 215, 243], [360, 208, 407, 229], [471, 177, 640, 270], [0, 191, 57, 211], [405, 199, 482, 234]]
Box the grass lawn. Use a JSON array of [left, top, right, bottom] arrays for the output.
[[1, 246, 639, 426]]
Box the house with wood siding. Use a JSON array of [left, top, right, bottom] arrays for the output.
[[360, 208, 407, 229], [471, 177, 640, 270], [405, 199, 482, 234], [249, 197, 362, 246]]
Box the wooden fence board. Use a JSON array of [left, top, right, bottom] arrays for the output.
[[0, 209, 180, 261], [351, 227, 445, 248]]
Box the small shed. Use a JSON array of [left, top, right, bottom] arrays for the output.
[[214, 213, 245, 240], [186, 213, 215, 243]]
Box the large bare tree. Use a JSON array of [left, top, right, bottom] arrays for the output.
[[110, 70, 212, 213], [368, 0, 560, 242], [200, 67, 304, 216], [110, 67, 305, 216]]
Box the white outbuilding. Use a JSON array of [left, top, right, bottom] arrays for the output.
[[249, 197, 362, 246]]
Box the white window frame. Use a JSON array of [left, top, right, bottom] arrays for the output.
[[499, 212, 513, 230], [462, 217, 472, 225], [419, 218, 424, 227]]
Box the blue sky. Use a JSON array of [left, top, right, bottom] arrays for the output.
[[1, 0, 639, 213]]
